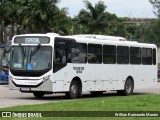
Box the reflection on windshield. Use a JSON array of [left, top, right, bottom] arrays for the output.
[[11, 46, 52, 71]]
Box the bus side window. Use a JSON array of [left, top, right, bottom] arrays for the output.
[[88, 44, 102, 64], [71, 43, 87, 63], [55, 48, 66, 64], [103, 45, 116, 64], [117, 46, 129, 64], [130, 47, 141, 64], [153, 48, 156, 65], [53, 38, 67, 73], [142, 48, 152, 65]]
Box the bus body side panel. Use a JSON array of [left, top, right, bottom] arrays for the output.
[[52, 65, 71, 92], [95, 64, 118, 91], [82, 64, 95, 92], [52, 64, 95, 92], [117, 65, 132, 90], [143, 65, 157, 88], [131, 65, 145, 89]]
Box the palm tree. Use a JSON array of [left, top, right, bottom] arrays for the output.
[[149, 0, 160, 18], [51, 8, 72, 35], [0, 0, 6, 42], [18, 0, 58, 33], [0, 0, 20, 41], [4, 0, 20, 39], [18, 0, 70, 34], [77, 0, 112, 34]]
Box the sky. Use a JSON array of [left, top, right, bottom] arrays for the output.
[[58, 0, 156, 18]]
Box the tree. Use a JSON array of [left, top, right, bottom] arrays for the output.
[[0, 0, 21, 41], [18, 0, 71, 34], [76, 0, 114, 34], [18, 0, 60, 33], [149, 0, 160, 18], [143, 19, 160, 46]]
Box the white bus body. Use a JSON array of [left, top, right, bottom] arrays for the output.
[[9, 34, 157, 98]]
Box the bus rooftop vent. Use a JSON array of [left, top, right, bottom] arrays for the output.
[[46, 33, 60, 36], [74, 34, 126, 41]]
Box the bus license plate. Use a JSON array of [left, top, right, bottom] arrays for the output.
[[20, 87, 30, 91]]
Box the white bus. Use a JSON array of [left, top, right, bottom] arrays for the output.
[[9, 34, 157, 99]]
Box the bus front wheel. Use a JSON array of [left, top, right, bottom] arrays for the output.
[[66, 80, 78, 99], [33, 92, 45, 98], [117, 78, 133, 96]]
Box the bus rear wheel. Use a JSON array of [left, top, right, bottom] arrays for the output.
[[33, 92, 45, 98], [66, 80, 78, 99], [117, 78, 133, 96]]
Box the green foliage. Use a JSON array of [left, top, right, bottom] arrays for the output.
[[17, 0, 70, 34], [0, 0, 159, 47], [75, 0, 116, 34], [149, 0, 160, 18], [0, 0, 71, 36], [143, 19, 160, 46]]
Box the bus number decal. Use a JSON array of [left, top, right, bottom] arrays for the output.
[[73, 67, 84, 74]]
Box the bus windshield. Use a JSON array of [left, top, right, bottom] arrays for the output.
[[10, 46, 52, 71]]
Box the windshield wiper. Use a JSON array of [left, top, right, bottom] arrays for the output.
[[18, 44, 26, 66], [29, 44, 41, 62], [19, 44, 25, 58]]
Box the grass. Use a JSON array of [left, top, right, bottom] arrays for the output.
[[0, 94, 160, 120]]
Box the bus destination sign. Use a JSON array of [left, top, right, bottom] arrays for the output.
[[25, 38, 40, 44], [14, 37, 50, 44]]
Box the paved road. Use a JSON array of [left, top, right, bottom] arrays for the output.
[[0, 83, 160, 108]]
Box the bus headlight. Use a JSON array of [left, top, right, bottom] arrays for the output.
[[42, 75, 51, 83]]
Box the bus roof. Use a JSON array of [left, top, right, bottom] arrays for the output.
[[12, 33, 157, 48], [66, 36, 157, 48]]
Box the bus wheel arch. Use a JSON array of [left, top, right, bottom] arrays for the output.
[[66, 77, 82, 99], [117, 76, 134, 96]]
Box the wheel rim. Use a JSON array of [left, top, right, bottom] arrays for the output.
[[126, 80, 132, 93], [126, 83, 131, 93], [71, 84, 77, 95]]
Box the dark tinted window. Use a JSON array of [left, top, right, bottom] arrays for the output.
[[88, 44, 102, 63], [53, 39, 67, 73], [117, 46, 129, 64], [142, 48, 152, 65], [70, 43, 87, 63], [103, 45, 116, 64], [153, 48, 156, 65], [130, 47, 141, 64], [53, 37, 76, 73]]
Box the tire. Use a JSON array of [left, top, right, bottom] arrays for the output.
[[117, 79, 134, 96], [33, 92, 45, 98], [66, 80, 78, 99], [77, 85, 82, 98]]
